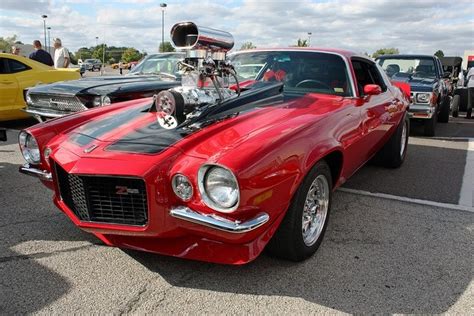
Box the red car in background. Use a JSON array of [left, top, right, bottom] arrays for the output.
[[19, 22, 410, 264]]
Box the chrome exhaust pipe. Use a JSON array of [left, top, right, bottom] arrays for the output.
[[170, 22, 234, 52]]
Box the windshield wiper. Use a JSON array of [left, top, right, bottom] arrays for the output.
[[146, 72, 177, 79]]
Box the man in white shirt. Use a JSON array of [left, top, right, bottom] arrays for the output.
[[466, 67, 474, 118], [53, 38, 70, 68]]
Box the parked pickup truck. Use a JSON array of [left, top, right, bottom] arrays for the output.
[[376, 54, 450, 136], [82, 59, 102, 72]]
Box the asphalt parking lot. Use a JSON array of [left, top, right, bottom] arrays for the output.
[[1, 117, 473, 314]]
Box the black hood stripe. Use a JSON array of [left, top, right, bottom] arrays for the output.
[[105, 82, 285, 154]]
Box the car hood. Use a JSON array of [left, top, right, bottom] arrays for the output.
[[56, 92, 334, 161], [392, 75, 437, 92], [29, 75, 179, 96]]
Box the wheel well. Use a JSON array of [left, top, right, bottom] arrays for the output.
[[323, 151, 343, 188]]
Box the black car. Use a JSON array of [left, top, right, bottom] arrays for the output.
[[376, 54, 451, 136], [25, 53, 184, 121]]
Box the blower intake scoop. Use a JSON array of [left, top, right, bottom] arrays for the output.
[[153, 22, 239, 128]]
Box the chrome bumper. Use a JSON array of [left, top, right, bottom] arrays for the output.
[[19, 164, 52, 181], [24, 108, 67, 118], [170, 206, 269, 233], [408, 104, 435, 119]]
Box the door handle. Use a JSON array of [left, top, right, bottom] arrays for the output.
[[0, 80, 14, 84]]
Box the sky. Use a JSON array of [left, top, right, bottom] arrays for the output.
[[1, 0, 473, 56]]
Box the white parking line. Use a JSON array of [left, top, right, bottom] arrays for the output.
[[459, 138, 474, 207], [338, 187, 474, 213]]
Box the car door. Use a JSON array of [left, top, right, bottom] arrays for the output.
[[0, 58, 20, 112], [351, 58, 394, 160]]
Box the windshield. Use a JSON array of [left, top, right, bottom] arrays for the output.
[[84, 59, 95, 63], [377, 57, 437, 79], [229, 51, 352, 97], [129, 53, 183, 76]]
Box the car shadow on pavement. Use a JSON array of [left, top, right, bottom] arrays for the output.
[[126, 192, 473, 313], [0, 161, 99, 314], [345, 143, 468, 204]]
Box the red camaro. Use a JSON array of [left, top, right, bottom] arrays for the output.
[[19, 22, 410, 264]]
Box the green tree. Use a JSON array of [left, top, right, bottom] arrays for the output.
[[122, 47, 142, 62], [75, 47, 92, 60], [297, 39, 308, 47], [0, 35, 18, 52], [434, 50, 444, 58], [92, 45, 110, 63], [240, 42, 256, 50], [68, 52, 78, 65], [159, 41, 175, 52], [372, 48, 399, 59]]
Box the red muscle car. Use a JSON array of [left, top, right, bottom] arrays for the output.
[[19, 22, 410, 265]]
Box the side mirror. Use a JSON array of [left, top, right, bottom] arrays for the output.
[[443, 71, 451, 79], [363, 84, 382, 96]]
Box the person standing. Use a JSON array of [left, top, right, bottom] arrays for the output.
[[466, 67, 474, 119], [119, 60, 123, 75], [11, 46, 20, 55], [53, 38, 70, 68], [29, 40, 54, 66]]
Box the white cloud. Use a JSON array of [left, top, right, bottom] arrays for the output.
[[0, 0, 473, 56]]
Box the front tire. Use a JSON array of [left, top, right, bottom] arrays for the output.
[[438, 97, 450, 123], [424, 111, 437, 136], [266, 161, 332, 261]]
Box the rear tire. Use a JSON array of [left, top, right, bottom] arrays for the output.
[[452, 95, 460, 118], [438, 97, 450, 123], [376, 113, 409, 168], [266, 161, 332, 261], [424, 111, 437, 137]]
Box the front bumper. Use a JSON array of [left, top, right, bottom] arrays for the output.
[[170, 206, 269, 233], [19, 163, 52, 181], [24, 107, 68, 119], [408, 104, 435, 119]]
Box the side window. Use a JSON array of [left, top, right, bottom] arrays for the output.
[[7, 59, 30, 73], [0, 58, 8, 74], [352, 59, 387, 95], [366, 63, 387, 91]]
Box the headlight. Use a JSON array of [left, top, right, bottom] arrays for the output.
[[93, 97, 101, 107], [25, 91, 33, 105], [416, 93, 431, 103], [172, 174, 193, 201], [19, 131, 41, 164], [102, 96, 111, 105], [198, 165, 239, 212]]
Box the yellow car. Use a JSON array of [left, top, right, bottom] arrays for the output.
[[0, 53, 80, 121]]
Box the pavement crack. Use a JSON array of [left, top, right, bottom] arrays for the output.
[[0, 213, 63, 229], [118, 283, 150, 315], [0, 243, 100, 264]]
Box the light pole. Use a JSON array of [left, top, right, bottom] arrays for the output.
[[307, 32, 312, 47], [41, 15, 48, 51], [95, 36, 98, 47], [47, 27, 51, 54], [160, 3, 167, 52], [102, 42, 105, 75]]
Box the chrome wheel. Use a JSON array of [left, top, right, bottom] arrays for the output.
[[302, 174, 330, 246], [400, 120, 407, 157]]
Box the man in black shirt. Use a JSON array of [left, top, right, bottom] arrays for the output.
[[29, 40, 54, 66]]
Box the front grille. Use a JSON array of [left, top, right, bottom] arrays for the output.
[[28, 94, 87, 114], [54, 162, 148, 226]]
